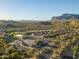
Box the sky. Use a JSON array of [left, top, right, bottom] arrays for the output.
[[0, 0, 79, 21]]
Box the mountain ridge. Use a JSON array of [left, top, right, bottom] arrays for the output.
[[51, 13, 79, 20]]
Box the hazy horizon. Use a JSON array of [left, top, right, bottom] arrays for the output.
[[0, 0, 79, 21]]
